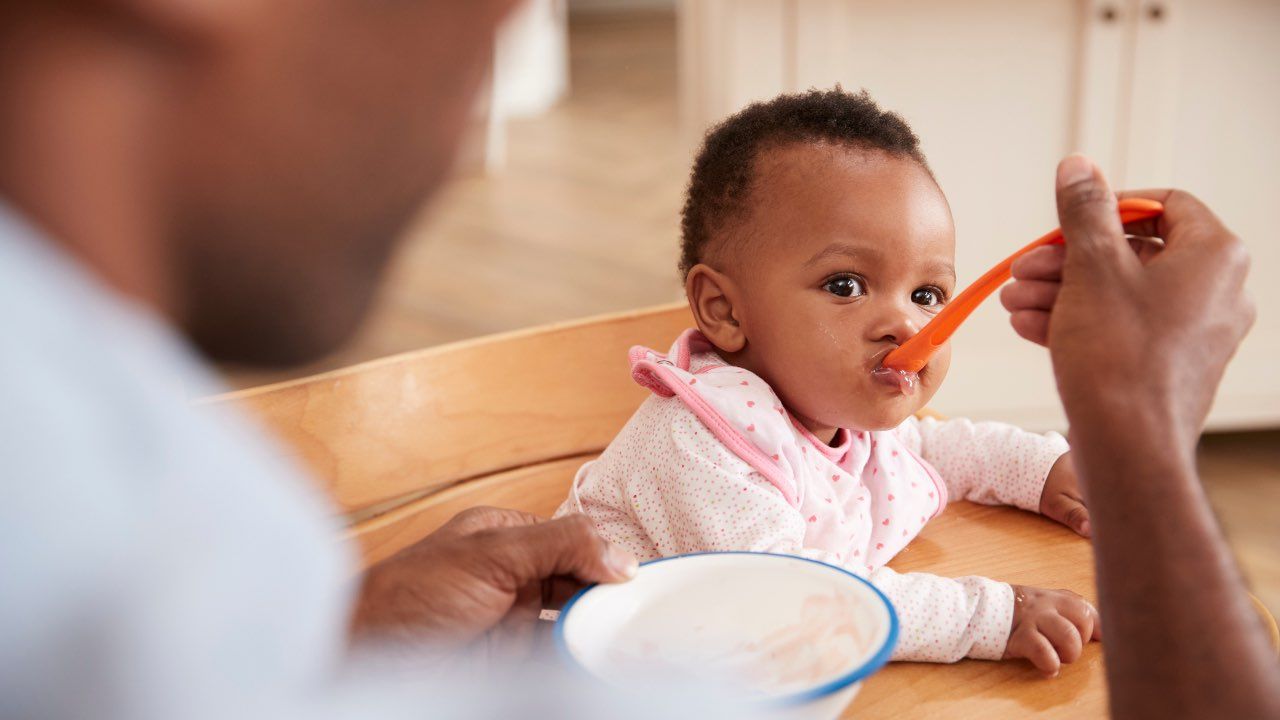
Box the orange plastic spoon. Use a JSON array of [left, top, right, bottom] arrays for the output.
[[881, 198, 1164, 374]]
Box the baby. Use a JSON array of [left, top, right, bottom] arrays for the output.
[[558, 89, 1099, 675]]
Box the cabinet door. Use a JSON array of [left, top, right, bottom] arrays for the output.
[[1123, 0, 1280, 428]]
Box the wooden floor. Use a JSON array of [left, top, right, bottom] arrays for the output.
[[224, 10, 1279, 622]]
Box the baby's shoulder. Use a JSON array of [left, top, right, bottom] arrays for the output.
[[606, 389, 753, 458], [613, 391, 712, 443], [630, 348, 795, 443]]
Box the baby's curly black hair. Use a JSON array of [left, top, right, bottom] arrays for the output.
[[678, 87, 930, 279]]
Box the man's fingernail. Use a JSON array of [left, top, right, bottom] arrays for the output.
[[1080, 520, 1091, 537], [1057, 154, 1094, 188], [606, 546, 638, 579]]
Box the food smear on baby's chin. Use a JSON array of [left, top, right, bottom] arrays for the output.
[[871, 366, 919, 395]]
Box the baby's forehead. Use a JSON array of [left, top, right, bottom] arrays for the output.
[[719, 142, 954, 269], [751, 140, 899, 187]]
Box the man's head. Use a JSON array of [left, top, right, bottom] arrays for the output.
[[0, 0, 519, 366], [680, 89, 955, 435]]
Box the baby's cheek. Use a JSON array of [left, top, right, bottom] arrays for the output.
[[915, 344, 951, 406], [925, 344, 952, 385]]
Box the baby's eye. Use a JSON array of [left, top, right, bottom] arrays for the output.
[[911, 286, 945, 307], [823, 275, 866, 298]]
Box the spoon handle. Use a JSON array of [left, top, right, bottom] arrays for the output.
[[881, 198, 1164, 373]]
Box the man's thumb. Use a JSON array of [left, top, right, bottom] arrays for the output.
[[1055, 155, 1131, 272]]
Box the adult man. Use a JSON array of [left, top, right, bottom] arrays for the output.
[[0, 0, 1273, 718], [1, 3, 637, 718]]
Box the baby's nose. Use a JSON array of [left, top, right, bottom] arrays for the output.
[[874, 306, 922, 345]]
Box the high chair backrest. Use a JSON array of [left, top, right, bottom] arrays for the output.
[[209, 303, 695, 567]]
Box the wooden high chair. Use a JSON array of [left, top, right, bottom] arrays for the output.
[[211, 302, 1276, 719]]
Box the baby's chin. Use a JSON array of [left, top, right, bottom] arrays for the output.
[[841, 399, 923, 432]]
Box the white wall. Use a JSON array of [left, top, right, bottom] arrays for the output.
[[495, 0, 569, 118]]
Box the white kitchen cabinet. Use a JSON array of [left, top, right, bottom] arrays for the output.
[[678, 0, 1280, 431]]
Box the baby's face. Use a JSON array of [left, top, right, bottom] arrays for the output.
[[719, 143, 955, 434]]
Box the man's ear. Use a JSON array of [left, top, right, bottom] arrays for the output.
[[685, 263, 746, 353]]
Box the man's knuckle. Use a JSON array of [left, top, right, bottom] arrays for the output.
[[471, 525, 506, 548], [999, 284, 1017, 310], [457, 505, 501, 526], [1167, 188, 1208, 217], [1059, 181, 1114, 211], [564, 513, 599, 538], [1242, 295, 1258, 331], [1222, 233, 1251, 276]]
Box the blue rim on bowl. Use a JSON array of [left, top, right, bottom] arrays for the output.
[[553, 551, 900, 707]]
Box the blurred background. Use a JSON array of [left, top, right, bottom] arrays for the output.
[[227, 1, 1278, 616]]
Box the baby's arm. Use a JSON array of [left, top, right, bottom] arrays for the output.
[[874, 567, 1100, 670], [612, 403, 1065, 666], [870, 566, 1012, 662], [896, 416, 1068, 511]]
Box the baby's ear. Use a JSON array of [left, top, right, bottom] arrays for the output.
[[685, 264, 746, 353]]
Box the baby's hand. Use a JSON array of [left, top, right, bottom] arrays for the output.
[[1039, 453, 1091, 537], [1003, 585, 1101, 677]]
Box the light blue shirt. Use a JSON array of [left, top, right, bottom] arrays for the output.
[[0, 202, 359, 718], [0, 202, 737, 720]]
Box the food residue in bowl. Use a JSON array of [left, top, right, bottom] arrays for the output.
[[604, 592, 870, 696]]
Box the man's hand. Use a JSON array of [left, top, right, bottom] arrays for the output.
[[998, 156, 1279, 719], [1039, 453, 1089, 538], [352, 507, 637, 656], [1000, 156, 1255, 456]]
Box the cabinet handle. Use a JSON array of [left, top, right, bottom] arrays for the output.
[[1147, 3, 1166, 21], [1099, 4, 1120, 22]]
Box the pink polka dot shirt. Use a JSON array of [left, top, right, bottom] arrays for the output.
[[556, 330, 1069, 663]]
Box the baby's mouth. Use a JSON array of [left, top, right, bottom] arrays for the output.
[[869, 349, 922, 395], [871, 366, 920, 394]]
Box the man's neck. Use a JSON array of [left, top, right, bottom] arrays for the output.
[[0, 9, 176, 318]]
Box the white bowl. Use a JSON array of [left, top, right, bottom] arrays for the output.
[[555, 552, 898, 720]]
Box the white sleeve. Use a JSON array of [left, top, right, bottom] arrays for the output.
[[870, 566, 1014, 662], [896, 416, 1068, 512]]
